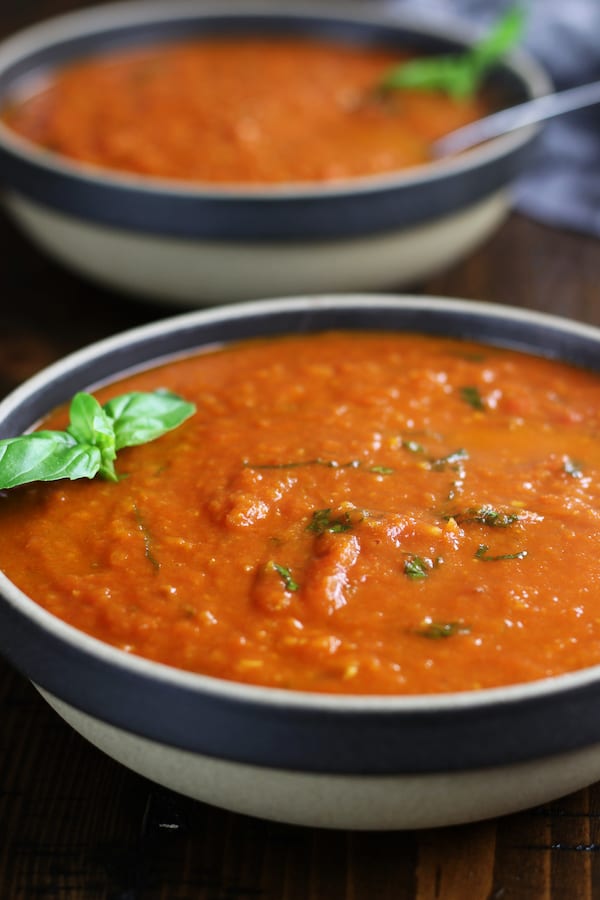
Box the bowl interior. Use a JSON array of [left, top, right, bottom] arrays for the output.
[[0, 1, 552, 267], [0, 4, 532, 109], [1, 296, 600, 778]]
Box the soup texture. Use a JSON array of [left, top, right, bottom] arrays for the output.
[[1, 37, 488, 183], [1, 331, 600, 695]]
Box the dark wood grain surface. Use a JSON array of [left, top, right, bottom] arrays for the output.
[[2, 3, 600, 897]]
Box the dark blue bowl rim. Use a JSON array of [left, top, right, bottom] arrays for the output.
[[0, 1, 552, 239], [1, 295, 600, 775]]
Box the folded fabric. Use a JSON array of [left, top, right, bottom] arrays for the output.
[[380, 0, 600, 236]]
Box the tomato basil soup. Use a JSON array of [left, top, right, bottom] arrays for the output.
[[1, 330, 600, 695], [1, 37, 488, 183]]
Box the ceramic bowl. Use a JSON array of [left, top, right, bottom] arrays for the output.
[[0, 1, 550, 306], [2, 295, 600, 830]]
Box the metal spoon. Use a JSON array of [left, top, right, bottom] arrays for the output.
[[432, 79, 600, 157]]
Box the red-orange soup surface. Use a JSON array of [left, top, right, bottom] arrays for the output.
[[1, 36, 489, 183], [1, 330, 600, 695]]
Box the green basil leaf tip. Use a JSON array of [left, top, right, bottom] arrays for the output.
[[0, 389, 196, 490], [380, 5, 525, 98]]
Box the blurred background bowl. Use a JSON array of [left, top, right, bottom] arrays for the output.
[[2, 295, 600, 830], [0, 1, 550, 306]]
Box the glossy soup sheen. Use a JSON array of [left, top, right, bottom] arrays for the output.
[[1, 36, 489, 183], [1, 330, 600, 695]]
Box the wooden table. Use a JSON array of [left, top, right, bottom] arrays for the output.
[[2, 3, 600, 897]]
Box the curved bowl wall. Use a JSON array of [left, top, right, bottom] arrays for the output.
[[0, 2, 551, 303]]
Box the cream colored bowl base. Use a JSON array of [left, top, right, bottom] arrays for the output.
[[4, 190, 509, 306], [38, 686, 600, 831]]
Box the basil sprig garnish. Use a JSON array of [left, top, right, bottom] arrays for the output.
[[380, 5, 525, 98], [0, 389, 196, 488]]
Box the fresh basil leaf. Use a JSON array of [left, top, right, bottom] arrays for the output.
[[67, 392, 121, 481], [381, 56, 470, 96], [470, 5, 526, 73], [0, 431, 101, 488], [104, 389, 196, 450], [0, 388, 196, 489], [380, 5, 525, 98], [67, 391, 117, 476], [67, 392, 115, 450]]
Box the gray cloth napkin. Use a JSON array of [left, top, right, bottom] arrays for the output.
[[382, 0, 600, 236]]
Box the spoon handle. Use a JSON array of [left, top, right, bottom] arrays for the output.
[[433, 79, 600, 157]]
